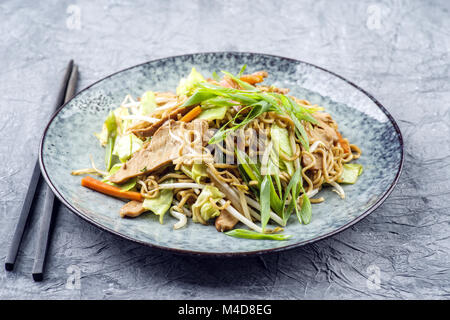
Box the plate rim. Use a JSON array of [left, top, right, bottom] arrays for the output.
[[39, 51, 404, 257]]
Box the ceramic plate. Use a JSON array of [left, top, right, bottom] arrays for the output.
[[39, 52, 403, 256]]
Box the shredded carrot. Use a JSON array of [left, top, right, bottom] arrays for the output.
[[180, 106, 202, 122], [240, 74, 264, 85], [336, 131, 350, 154], [81, 176, 143, 201]]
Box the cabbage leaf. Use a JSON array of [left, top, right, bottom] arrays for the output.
[[139, 91, 156, 116], [197, 106, 227, 121], [113, 133, 143, 162], [192, 186, 224, 224], [142, 180, 174, 224], [337, 163, 363, 184], [270, 123, 294, 176], [176, 67, 206, 96]]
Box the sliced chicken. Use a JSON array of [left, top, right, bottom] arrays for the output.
[[132, 105, 195, 138], [215, 210, 238, 232], [219, 75, 240, 89], [120, 201, 146, 218], [302, 112, 340, 170], [109, 119, 209, 184], [258, 85, 289, 95]]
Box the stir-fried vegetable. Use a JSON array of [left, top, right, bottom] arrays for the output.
[[103, 111, 118, 171], [102, 164, 137, 191], [197, 105, 227, 121], [201, 97, 236, 108], [271, 123, 294, 176], [77, 65, 363, 241], [336, 130, 351, 154], [81, 176, 142, 201], [179, 72, 318, 148], [113, 133, 143, 162], [180, 163, 208, 183], [278, 95, 314, 151], [209, 101, 272, 144], [113, 106, 131, 136], [180, 106, 202, 122], [260, 175, 271, 231], [225, 229, 292, 241], [235, 148, 283, 215], [281, 166, 302, 224], [142, 181, 174, 224], [176, 67, 206, 96], [191, 163, 208, 183], [192, 186, 224, 224], [139, 91, 157, 116], [338, 163, 363, 184], [221, 70, 256, 91], [300, 194, 312, 224]]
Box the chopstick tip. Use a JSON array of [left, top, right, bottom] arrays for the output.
[[32, 272, 44, 282], [5, 262, 14, 271]]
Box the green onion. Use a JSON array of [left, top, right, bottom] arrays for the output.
[[209, 100, 271, 144], [225, 229, 292, 241], [289, 97, 318, 124], [212, 71, 220, 82], [235, 148, 262, 183], [300, 193, 312, 224], [260, 175, 271, 231], [273, 170, 283, 199], [221, 70, 256, 91], [238, 64, 247, 77], [279, 95, 311, 151], [105, 136, 115, 171], [103, 177, 137, 192], [281, 166, 302, 223], [181, 90, 216, 107], [103, 111, 117, 171], [268, 174, 283, 214], [260, 93, 282, 109], [201, 97, 237, 108]]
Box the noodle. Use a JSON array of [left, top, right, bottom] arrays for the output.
[[79, 67, 363, 237]]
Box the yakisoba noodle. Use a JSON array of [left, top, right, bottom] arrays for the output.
[[74, 66, 363, 240]]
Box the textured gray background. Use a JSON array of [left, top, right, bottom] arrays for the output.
[[1, 0, 449, 299]]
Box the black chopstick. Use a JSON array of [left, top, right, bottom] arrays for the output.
[[5, 60, 74, 272], [64, 64, 78, 103], [32, 63, 78, 281]]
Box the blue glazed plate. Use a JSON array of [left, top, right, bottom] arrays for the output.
[[39, 52, 403, 256]]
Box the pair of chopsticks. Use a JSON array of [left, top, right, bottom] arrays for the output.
[[5, 60, 78, 281]]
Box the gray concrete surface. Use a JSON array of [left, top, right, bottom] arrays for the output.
[[0, 0, 449, 299]]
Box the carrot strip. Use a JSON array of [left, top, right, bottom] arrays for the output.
[[180, 106, 202, 122], [240, 74, 264, 85], [81, 176, 143, 201], [336, 131, 350, 154]]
